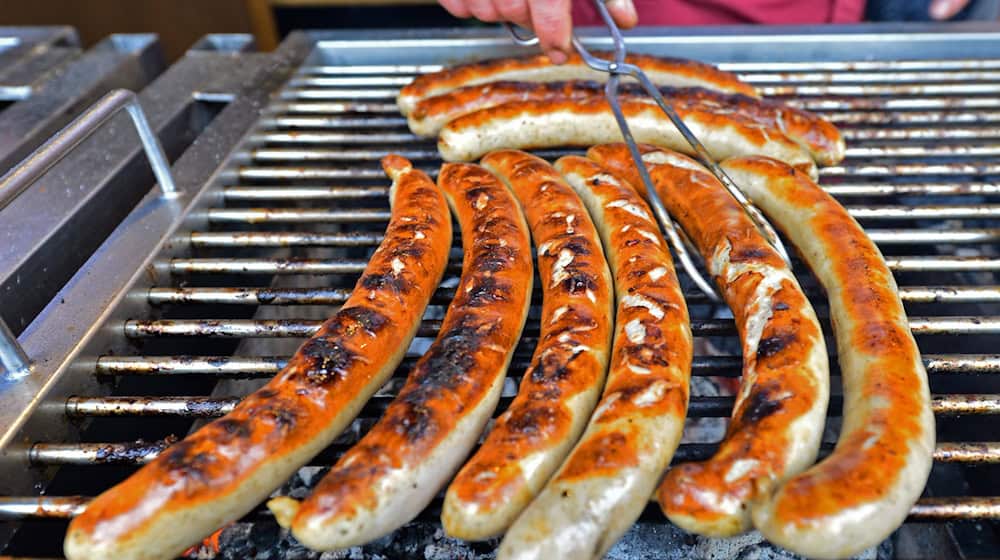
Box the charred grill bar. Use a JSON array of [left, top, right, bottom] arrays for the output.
[[0, 25, 998, 558]]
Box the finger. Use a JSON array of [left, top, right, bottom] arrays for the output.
[[466, 0, 501, 21], [529, 0, 572, 63], [929, 0, 969, 19], [494, 0, 532, 28], [438, 0, 472, 19], [606, 0, 638, 28]]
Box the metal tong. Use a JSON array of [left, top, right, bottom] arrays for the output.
[[505, 0, 792, 302]]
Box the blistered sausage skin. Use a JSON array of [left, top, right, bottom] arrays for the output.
[[437, 98, 817, 179], [720, 156, 935, 560], [268, 162, 533, 551], [408, 81, 844, 166], [441, 150, 614, 540], [589, 143, 829, 537], [397, 51, 757, 115], [498, 156, 692, 560], [63, 156, 451, 560]]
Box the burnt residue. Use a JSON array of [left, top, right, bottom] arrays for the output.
[[465, 275, 509, 307], [530, 349, 582, 385], [340, 306, 390, 335], [216, 418, 253, 440], [361, 272, 410, 294], [390, 321, 486, 441], [300, 336, 357, 385], [388, 241, 427, 261], [472, 242, 517, 273], [503, 405, 560, 438], [93, 436, 179, 465], [728, 245, 772, 263], [185, 398, 239, 417], [737, 385, 785, 427], [559, 237, 593, 256], [559, 271, 599, 294], [757, 333, 796, 359]]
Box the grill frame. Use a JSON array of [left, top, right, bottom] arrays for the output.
[[2, 24, 1000, 558]]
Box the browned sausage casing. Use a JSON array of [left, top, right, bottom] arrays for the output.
[[721, 156, 935, 560], [397, 51, 758, 115], [270, 162, 534, 551], [63, 155, 452, 560], [437, 98, 817, 178], [589, 143, 829, 537], [408, 81, 844, 166], [498, 155, 692, 560], [441, 150, 614, 540]]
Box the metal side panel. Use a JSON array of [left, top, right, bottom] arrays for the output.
[[300, 21, 1000, 65], [0, 34, 166, 174], [0, 30, 314, 505], [0, 37, 286, 336], [0, 27, 79, 101]]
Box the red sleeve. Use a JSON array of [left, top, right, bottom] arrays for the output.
[[573, 0, 866, 26]]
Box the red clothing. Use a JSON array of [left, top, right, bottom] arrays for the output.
[[573, 0, 866, 25]]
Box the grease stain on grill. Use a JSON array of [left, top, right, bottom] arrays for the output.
[[93, 436, 178, 464]]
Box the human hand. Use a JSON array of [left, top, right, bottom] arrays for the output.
[[438, 0, 637, 63], [929, 0, 970, 19]]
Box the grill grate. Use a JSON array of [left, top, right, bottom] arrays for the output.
[[2, 37, 999, 558]]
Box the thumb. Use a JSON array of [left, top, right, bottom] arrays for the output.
[[606, 0, 638, 28], [929, 0, 970, 20]]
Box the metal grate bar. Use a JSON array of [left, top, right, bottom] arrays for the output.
[[91, 353, 1000, 377], [202, 205, 1000, 224], [120, 317, 1000, 338], [164, 256, 1000, 274], [24, 440, 1000, 468], [60, 394, 1000, 419], [144, 285, 1000, 306], [189, 231, 385, 248], [258, 117, 409, 129], [218, 183, 1000, 201], [184, 229, 1000, 248], [223, 185, 389, 200], [2, 495, 997, 522], [206, 208, 391, 224]]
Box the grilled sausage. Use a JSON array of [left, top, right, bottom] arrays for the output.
[[437, 98, 817, 178], [498, 155, 692, 560], [408, 81, 844, 166], [63, 155, 451, 560], [720, 156, 935, 560], [269, 162, 534, 551], [588, 143, 829, 537], [397, 51, 757, 115], [441, 150, 614, 540]]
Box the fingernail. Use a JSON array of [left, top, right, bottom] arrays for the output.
[[610, 0, 638, 23], [547, 50, 568, 64], [929, 0, 952, 19]]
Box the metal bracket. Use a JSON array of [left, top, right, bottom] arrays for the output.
[[0, 88, 177, 211]]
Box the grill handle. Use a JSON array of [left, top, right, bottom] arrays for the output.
[[0, 318, 29, 379], [0, 88, 177, 211]]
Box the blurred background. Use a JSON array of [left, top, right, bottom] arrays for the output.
[[4, 0, 1000, 62]]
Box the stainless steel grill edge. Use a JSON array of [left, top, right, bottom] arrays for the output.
[[1, 25, 998, 559]]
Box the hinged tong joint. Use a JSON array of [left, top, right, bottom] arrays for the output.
[[505, 0, 794, 302]]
